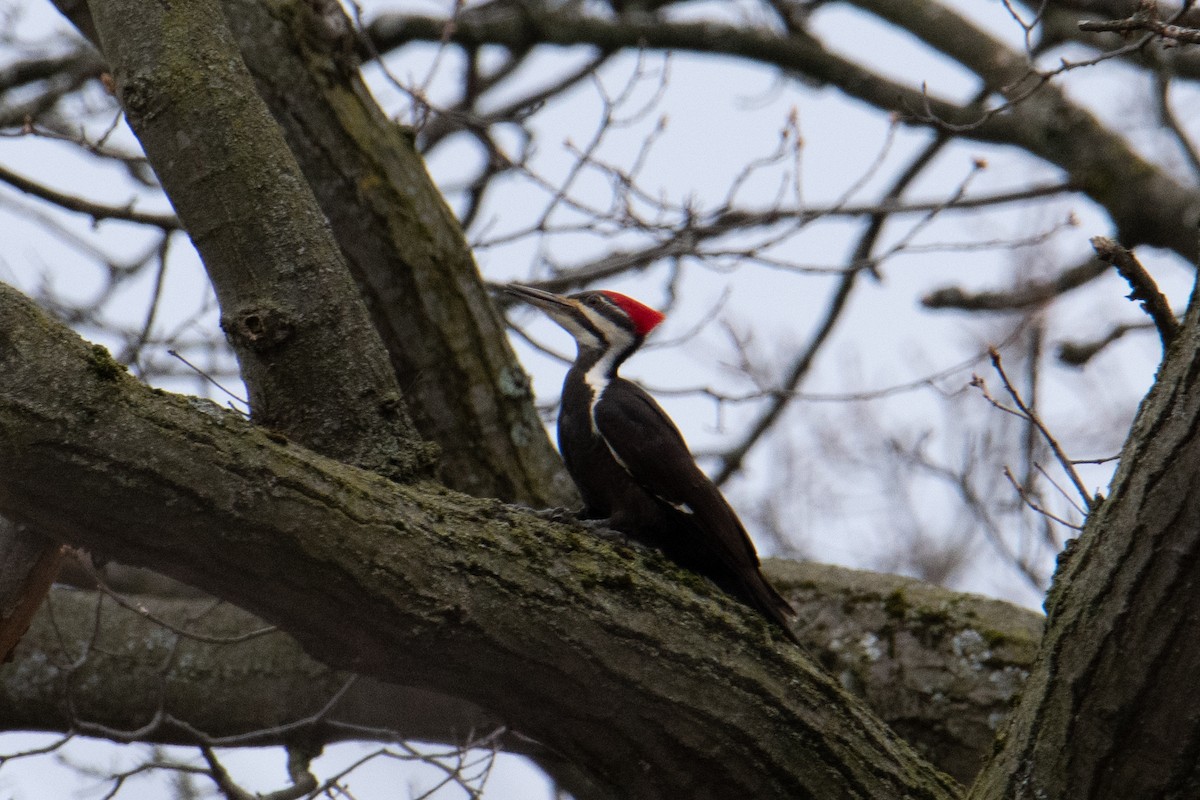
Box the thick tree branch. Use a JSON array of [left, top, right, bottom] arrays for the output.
[[87, 0, 428, 478], [223, 0, 575, 505], [52, 0, 575, 506], [0, 282, 958, 799], [2, 563, 1041, 785]]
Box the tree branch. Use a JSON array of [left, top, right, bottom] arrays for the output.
[[1089, 235, 1180, 348], [87, 0, 429, 477], [923, 256, 1112, 312], [0, 522, 64, 662], [368, 8, 1200, 261], [1078, 2, 1200, 42], [223, 0, 575, 505], [0, 281, 957, 799], [2, 563, 1041, 785]]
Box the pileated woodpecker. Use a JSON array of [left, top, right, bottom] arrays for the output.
[[506, 284, 798, 642]]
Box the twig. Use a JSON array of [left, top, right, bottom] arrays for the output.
[[982, 349, 1095, 510], [82, 559, 278, 645], [1057, 320, 1155, 366], [1071, 453, 1121, 465], [1036, 462, 1088, 517], [1004, 466, 1084, 531], [1079, 1, 1200, 44], [1155, 72, 1200, 180], [167, 349, 249, 410], [1090, 236, 1179, 349], [713, 123, 960, 486]]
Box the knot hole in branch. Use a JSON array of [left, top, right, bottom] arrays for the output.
[[223, 305, 295, 352]]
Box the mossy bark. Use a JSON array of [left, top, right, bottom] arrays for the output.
[[88, 0, 429, 479], [0, 280, 959, 799], [2, 563, 1042, 786]]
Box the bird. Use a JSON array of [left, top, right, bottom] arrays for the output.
[[506, 283, 798, 643]]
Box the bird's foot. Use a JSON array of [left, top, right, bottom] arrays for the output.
[[538, 511, 629, 544], [514, 505, 643, 549], [575, 517, 629, 544], [524, 505, 585, 525]]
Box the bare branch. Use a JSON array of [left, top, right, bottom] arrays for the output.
[[1057, 319, 1155, 366], [0, 162, 178, 228], [923, 256, 1110, 312], [986, 349, 1095, 510], [1090, 236, 1180, 348], [1079, 0, 1200, 41]]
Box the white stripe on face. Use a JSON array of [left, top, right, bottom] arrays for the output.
[[579, 305, 634, 354]]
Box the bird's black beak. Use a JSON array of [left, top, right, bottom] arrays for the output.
[[505, 284, 576, 314]]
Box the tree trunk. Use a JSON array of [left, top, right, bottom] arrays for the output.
[[969, 271, 1200, 799], [224, 0, 575, 506], [52, 0, 576, 506]]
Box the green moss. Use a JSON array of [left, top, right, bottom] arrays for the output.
[[912, 605, 952, 627], [883, 588, 910, 620], [87, 344, 126, 381], [978, 627, 1010, 649]]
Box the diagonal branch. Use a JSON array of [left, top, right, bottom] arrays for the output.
[[86, 0, 428, 477]]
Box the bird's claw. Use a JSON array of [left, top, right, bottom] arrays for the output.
[[525, 505, 584, 525], [513, 505, 635, 546], [576, 519, 629, 544]]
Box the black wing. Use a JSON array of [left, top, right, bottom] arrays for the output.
[[593, 378, 795, 630], [594, 379, 758, 567]]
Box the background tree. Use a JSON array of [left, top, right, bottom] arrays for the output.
[[1, 0, 1199, 797]]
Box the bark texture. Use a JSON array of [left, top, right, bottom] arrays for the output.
[[55, 0, 574, 506], [0, 522, 63, 662], [88, 0, 429, 479], [783, 563, 1042, 784], [969, 274, 1200, 799], [222, 0, 575, 506], [0, 280, 958, 799], [1, 563, 1041, 785]]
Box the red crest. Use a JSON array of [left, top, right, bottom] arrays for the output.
[[599, 291, 665, 337]]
